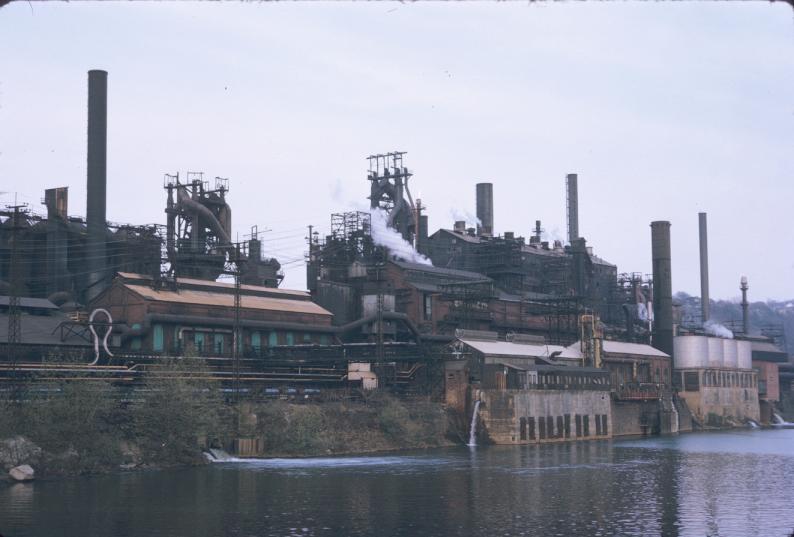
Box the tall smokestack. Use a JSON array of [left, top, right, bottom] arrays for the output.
[[566, 173, 579, 244], [698, 212, 710, 323], [651, 221, 673, 358], [740, 276, 749, 335], [475, 183, 493, 237], [86, 69, 108, 301]]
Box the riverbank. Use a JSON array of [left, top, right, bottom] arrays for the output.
[[0, 366, 454, 479]]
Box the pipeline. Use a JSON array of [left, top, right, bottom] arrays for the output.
[[175, 185, 231, 245]]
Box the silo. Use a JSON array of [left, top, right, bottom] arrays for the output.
[[737, 340, 752, 369], [723, 339, 738, 369], [707, 337, 724, 368], [674, 335, 709, 369]]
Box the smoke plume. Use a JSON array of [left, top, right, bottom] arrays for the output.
[[704, 320, 733, 339], [369, 208, 432, 266]]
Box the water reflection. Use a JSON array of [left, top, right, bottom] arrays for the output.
[[1, 429, 793, 537]]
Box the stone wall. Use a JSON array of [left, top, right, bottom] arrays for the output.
[[678, 385, 760, 425]]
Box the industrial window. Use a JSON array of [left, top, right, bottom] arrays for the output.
[[303, 333, 313, 343], [583, 415, 590, 437], [519, 417, 527, 441], [251, 331, 261, 352], [546, 416, 554, 439], [575, 414, 582, 437], [214, 333, 224, 354], [320, 334, 329, 346], [285, 332, 295, 346], [538, 417, 546, 440], [152, 324, 164, 352], [684, 372, 699, 392], [595, 416, 602, 436], [130, 336, 141, 350], [194, 332, 205, 352], [423, 294, 432, 321], [601, 415, 608, 435], [528, 417, 536, 440], [268, 331, 278, 346], [556, 416, 564, 438], [564, 414, 571, 438]]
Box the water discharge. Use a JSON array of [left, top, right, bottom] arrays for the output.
[[467, 400, 481, 447]]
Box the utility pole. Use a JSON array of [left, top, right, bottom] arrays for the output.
[[6, 204, 27, 374]]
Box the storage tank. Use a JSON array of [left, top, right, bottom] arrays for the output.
[[737, 340, 752, 369], [707, 337, 724, 368], [673, 336, 709, 369], [723, 339, 738, 369]]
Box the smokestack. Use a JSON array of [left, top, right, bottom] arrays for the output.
[[740, 276, 749, 335], [86, 69, 108, 301], [566, 173, 579, 244], [698, 212, 710, 323], [418, 214, 429, 255], [651, 221, 673, 358], [475, 182, 493, 237]]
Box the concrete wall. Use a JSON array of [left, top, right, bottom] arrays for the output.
[[677, 383, 760, 424], [479, 388, 611, 444], [754, 360, 780, 403]]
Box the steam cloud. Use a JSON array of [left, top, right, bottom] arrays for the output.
[[369, 208, 432, 266], [704, 320, 733, 339]]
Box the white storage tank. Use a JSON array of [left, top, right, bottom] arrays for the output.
[[737, 340, 752, 369], [707, 337, 724, 368], [674, 336, 709, 369], [723, 339, 738, 369]]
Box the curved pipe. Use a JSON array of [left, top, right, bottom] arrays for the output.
[[89, 308, 114, 365], [176, 186, 231, 245]]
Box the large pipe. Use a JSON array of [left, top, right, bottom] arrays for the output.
[[651, 221, 673, 358], [475, 183, 493, 237], [740, 276, 749, 335], [86, 69, 108, 300], [698, 212, 710, 323], [566, 173, 579, 244]]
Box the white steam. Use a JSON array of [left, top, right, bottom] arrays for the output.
[[704, 320, 733, 339], [449, 208, 480, 229], [369, 208, 432, 266]]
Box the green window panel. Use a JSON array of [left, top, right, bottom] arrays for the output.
[[153, 324, 164, 352], [268, 332, 278, 347], [214, 333, 224, 354], [285, 332, 294, 346], [251, 331, 261, 351]]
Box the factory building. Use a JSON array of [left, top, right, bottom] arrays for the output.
[[90, 272, 333, 356], [673, 335, 759, 425], [446, 331, 612, 444]]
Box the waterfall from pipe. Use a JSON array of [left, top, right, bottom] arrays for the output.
[[772, 413, 793, 426], [467, 400, 481, 447]]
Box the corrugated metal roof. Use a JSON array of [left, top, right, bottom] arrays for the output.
[[125, 284, 332, 316], [391, 260, 488, 280], [0, 312, 91, 346], [461, 338, 582, 360], [117, 272, 310, 298], [600, 340, 669, 358]]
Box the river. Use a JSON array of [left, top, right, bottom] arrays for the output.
[[2, 429, 793, 537]]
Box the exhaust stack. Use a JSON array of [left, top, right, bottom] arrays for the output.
[[566, 173, 579, 244], [699, 212, 710, 323], [86, 69, 108, 301], [651, 221, 673, 358], [740, 276, 749, 335], [475, 183, 493, 237]]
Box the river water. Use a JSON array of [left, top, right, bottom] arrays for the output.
[[2, 429, 794, 537]]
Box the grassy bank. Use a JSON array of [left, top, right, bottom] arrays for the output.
[[0, 358, 453, 478]]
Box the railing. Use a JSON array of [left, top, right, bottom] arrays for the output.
[[613, 382, 669, 401]]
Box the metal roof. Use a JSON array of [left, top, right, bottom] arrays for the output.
[[390, 260, 489, 281], [125, 284, 332, 316], [117, 272, 310, 298], [0, 296, 58, 310], [0, 312, 92, 346], [460, 338, 582, 361], [596, 340, 670, 358]]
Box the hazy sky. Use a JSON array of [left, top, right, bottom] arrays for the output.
[[1, 2, 793, 300]]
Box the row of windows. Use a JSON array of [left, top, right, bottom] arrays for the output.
[[680, 370, 757, 392], [144, 324, 330, 353], [518, 413, 608, 441], [529, 374, 609, 387]]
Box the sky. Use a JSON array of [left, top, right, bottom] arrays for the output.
[[1, 2, 793, 301]]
